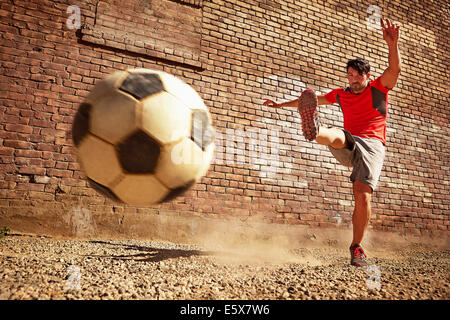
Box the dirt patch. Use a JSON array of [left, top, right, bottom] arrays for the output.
[[0, 217, 448, 300]]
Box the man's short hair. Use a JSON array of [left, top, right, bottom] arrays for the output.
[[347, 58, 370, 75]]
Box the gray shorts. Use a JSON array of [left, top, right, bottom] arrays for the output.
[[328, 130, 385, 191]]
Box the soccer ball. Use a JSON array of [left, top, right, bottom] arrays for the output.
[[72, 68, 215, 206]]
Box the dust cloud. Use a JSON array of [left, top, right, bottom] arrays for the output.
[[188, 218, 344, 266]]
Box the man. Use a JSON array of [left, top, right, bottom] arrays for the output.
[[263, 18, 401, 267]]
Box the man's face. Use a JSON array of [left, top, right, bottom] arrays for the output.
[[347, 67, 370, 93]]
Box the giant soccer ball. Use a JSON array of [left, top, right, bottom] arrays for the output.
[[72, 68, 215, 206]]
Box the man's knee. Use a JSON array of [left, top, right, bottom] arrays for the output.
[[353, 180, 372, 204]]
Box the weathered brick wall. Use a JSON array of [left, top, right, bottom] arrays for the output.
[[0, 0, 448, 237]]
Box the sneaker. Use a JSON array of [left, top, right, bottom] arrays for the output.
[[297, 89, 320, 141], [349, 244, 368, 267]]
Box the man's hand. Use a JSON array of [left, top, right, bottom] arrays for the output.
[[263, 99, 280, 108], [380, 18, 399, 47]]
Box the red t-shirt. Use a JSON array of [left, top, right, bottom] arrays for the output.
[[324, 76, 389, 144]]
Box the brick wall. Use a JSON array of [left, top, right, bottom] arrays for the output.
[[0, 0, 448, 238]]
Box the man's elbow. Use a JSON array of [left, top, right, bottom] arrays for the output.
[[388, 65, 401, 75]]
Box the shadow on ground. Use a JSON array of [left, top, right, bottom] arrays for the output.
[[87, 240, 214, 263]]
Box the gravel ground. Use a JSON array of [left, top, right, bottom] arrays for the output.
[[0, 233, 448, 300]]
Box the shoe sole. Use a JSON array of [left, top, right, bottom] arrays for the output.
[[351, 260, 368, 267], [297, 89, 319, 141]]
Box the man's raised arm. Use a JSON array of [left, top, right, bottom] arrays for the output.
[[380, 18, 401, 89]]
